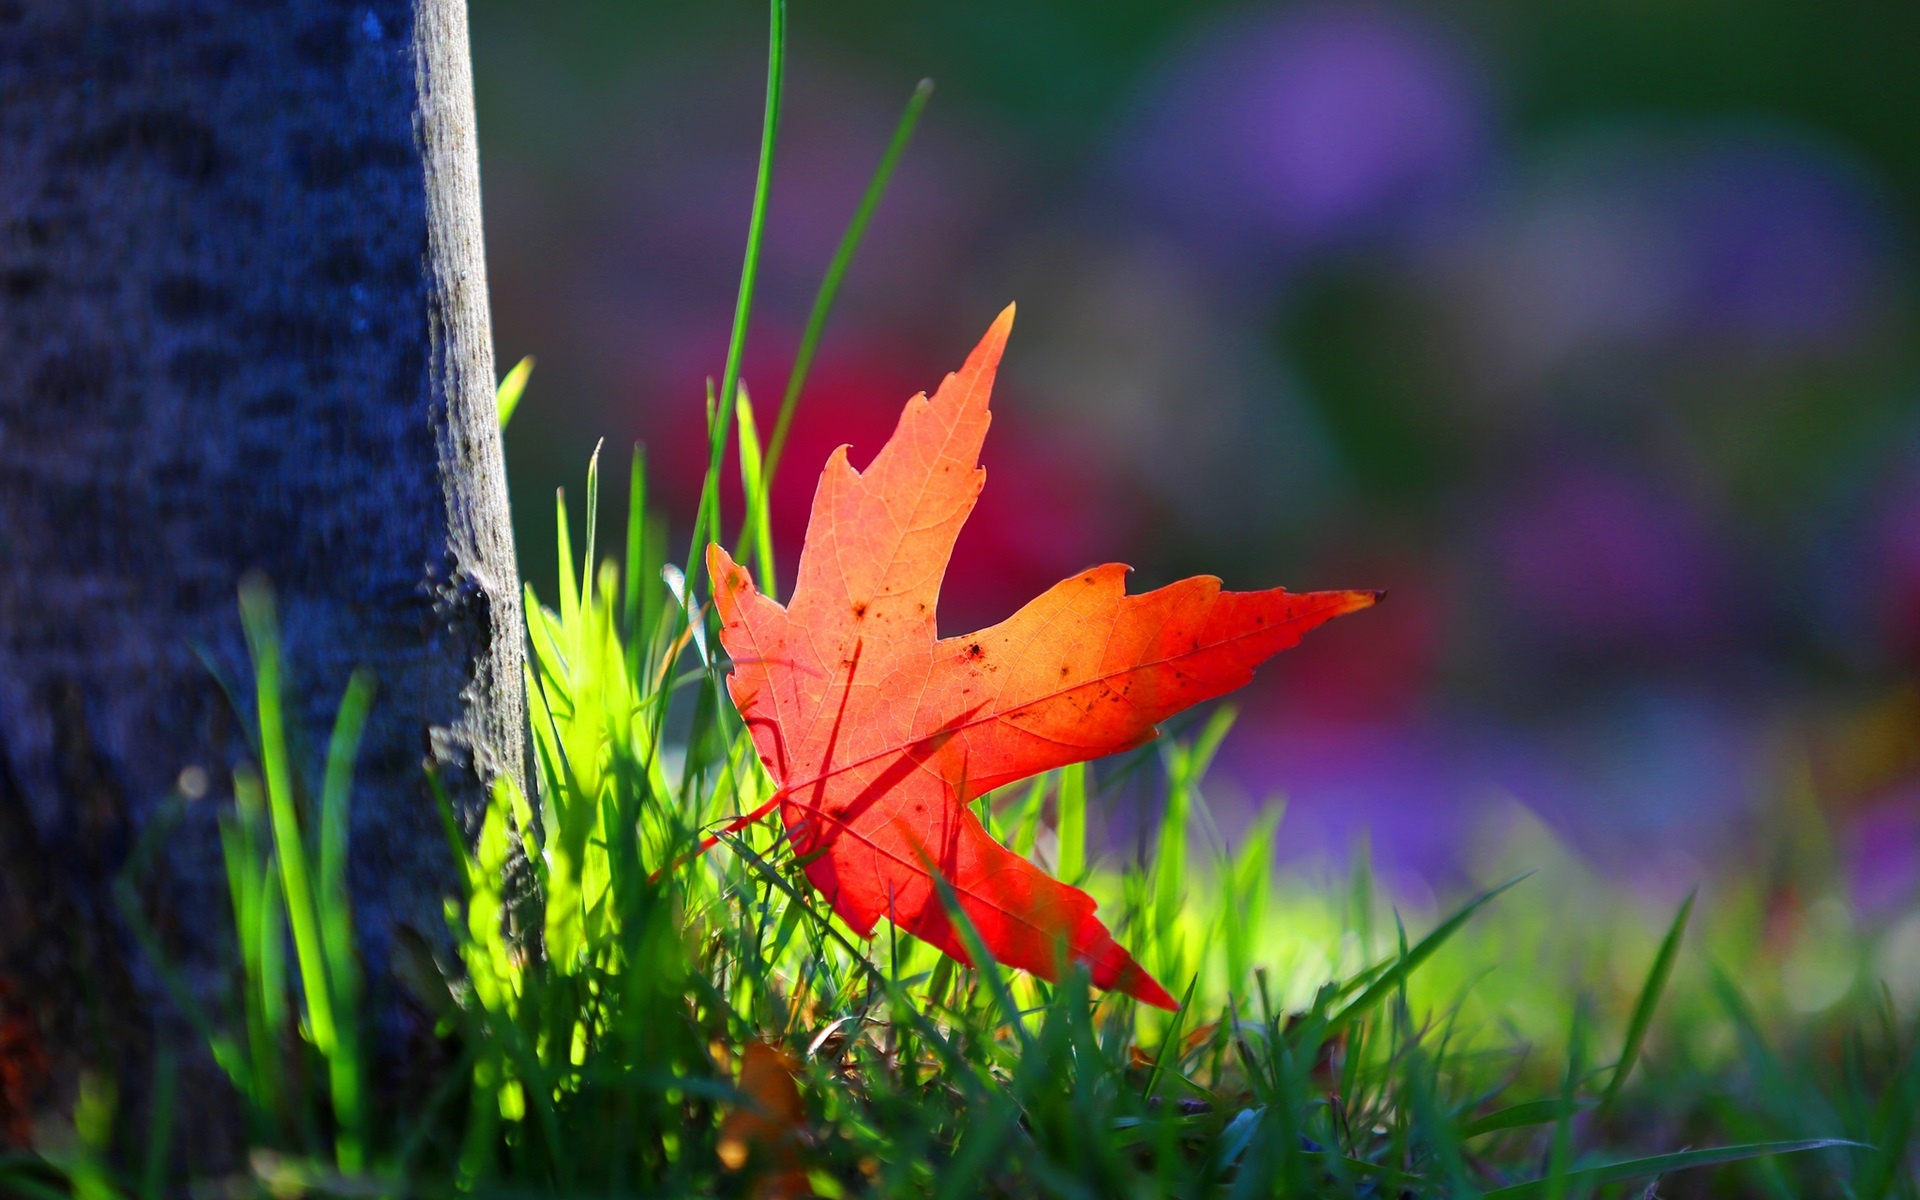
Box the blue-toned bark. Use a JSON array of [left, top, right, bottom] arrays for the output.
[[0, 0, 523, 1166]]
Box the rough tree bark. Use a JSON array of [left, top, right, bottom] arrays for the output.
[[0, 0, 524, 1166]]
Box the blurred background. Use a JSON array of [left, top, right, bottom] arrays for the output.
[[470, 0, 1920, 990]]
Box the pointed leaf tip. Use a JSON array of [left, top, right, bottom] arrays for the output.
[[1126, 967, 1179, 1011], [957, 303, 1016, 380]]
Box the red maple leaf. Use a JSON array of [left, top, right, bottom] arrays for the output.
[[709, 306, 1377, 1008]]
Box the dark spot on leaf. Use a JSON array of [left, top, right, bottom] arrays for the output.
[[852, 602, 867, 618], [966, 643, 983, 659]]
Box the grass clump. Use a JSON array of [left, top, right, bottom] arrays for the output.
[[12, 461, 1908, 1197]]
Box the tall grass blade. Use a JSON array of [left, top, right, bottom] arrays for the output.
[[238, 578, 369, 1170], [1483, 1140, 1862, 1200], [1545, 999, 1588, 1200], [623, 444, 647, 647], [688, 0, 786, 586], [582, 438, 602, 623], [138, 1047, 175, 1200], [556, 488, 579, 633], [316, 668, 375, 1164], [495, 354, 533, 429], [1460, 1098, 1595, 1140], [1602, 887, 1695, 1110], [237, 583, 336, 1050], [1224, 805, 1281, 989], [1055, 762, 1087, 883], [1326, 873, 1529, 1036], [732, 385, 777, 594], [1140, 974, 1201, 1101], [761, 76, 933, 492], [1009, 772, 1047, 860]]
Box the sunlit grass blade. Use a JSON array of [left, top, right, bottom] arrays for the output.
[[688, 0, 785, 587], [316, 667, 375, 1165], [317, 671, 375, 927], [1054, 762, 1087, 883], [1326, 873, 1529, 1036], [717, 830, 971, 1074], [582, 438, 602, 624], [732, 385, 777, 594], [1223, 803, 1281, 988], [1139, 974, 1200, 1101], [662, 564, 710, 668], [1014, 779, 1047, 861], [1602, 886, 1695, 1110], [623, 444, 647, 649], [495, 354, 533, 429], [237, 583, 343, 1141], [556, 487, 579, 633]]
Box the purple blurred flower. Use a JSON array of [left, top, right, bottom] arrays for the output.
[[1845, 792, 1920, 917], [1439, 127, 1898, 392], [1673, 139, 1895, 348], [1220, 692, 1761, 884], [1217, 715, 1504, 883], [1115, 3, 1488, 263], [1486, 463, 1727, 657], [1512, 689, 1766, 868], [1806, 440, 1920, 667], [1870, 464, 1920, 662]]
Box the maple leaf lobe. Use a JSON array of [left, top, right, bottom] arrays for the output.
[[709, 305, 1376, 1010]]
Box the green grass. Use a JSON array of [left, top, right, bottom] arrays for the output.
[[20, 515, 1909, 1197], [6, 2, 1919, 1196]]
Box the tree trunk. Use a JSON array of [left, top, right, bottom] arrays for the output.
[[0, 0, 523, 1167]]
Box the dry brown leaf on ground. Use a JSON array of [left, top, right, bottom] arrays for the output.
[[717, 1040, 811, 1198]]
